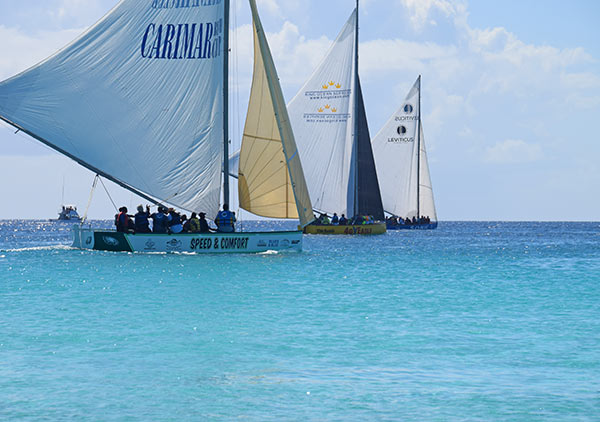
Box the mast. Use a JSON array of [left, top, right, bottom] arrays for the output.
[[222, 0, 230, 207], [416, 74, 421, 219], [352, 0, 359, 217]]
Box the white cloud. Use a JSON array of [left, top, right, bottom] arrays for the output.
[[398, 0, 463, 31], [484, 139, 543, 164], [360, 39, 457, 75]]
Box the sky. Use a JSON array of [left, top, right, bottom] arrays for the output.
[[0, 0, 598, 220]]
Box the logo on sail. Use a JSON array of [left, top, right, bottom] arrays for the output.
[[305, 82, 350, 100], [151, 0, 222, 8], [321, 81, 343, 90], [141, 20, 223, 60], [303, 79, 350, 123], [403, 103, 414, 114], [317, 105, 338, 113]]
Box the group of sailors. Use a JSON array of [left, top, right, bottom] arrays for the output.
[[386, 215, 432, 226], [311, 212, 377, 226], [115, 203, 236, 234]]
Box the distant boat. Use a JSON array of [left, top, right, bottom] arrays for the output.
[[52, 177, 81, 222], [286, 2, 386, 235], [55, 205, 81, 222], [0, 0, 314, 253], [372, 76, 438, 230]]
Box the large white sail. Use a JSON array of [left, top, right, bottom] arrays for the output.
[[0, 1, 225, 216], [287, 11, 357, 216], [372, 77, 437, 221], [286, 9, 383, 219], [238, 0, 314, 226]]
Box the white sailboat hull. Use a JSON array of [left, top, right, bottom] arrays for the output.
[[72, 226, 302, 254]]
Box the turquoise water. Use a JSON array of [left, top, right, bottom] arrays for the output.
[[1, 220, 598, 421]]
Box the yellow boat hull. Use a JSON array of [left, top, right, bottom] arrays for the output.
[[303, 222, 386, 235]]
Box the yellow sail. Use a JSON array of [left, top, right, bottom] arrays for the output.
[[239, 0, 314, 227]]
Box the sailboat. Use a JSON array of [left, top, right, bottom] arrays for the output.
[[56, 205, 81, 222], [286, 2, 386, 235], [53, 177, 81, 222], [0, 0, 314, 253], [371, 76, 438, 230]]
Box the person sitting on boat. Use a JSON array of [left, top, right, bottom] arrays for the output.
[[320, 213, 331, 225], [115, 206, 133, 233], [198, 212, 213, 233], [182, 214, 192, 232], [180, 214, 189, 232], [215, 203, 236, 233], [186, 212, 200, 233], [134, 205, 151, 233], [168, 208, 183, 234], [150, 206, 170, 233], [331, 213, 339, 225], [338, 214, 348, 225]]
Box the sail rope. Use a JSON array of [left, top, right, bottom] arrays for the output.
[[81, 174, 99, 223], [98, 176, 119, 212]]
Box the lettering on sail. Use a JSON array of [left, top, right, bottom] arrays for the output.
[[141, 20, 223, 59], [150, 0, 222, 8]]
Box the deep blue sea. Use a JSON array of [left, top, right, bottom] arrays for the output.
[[0, 220, 598, 421]]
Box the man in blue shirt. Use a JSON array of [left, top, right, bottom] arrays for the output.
[[150, 206, 170, 234], [331, 213, 339, 225], [134, 205, 151, 233], [215, 204, 236, 233]]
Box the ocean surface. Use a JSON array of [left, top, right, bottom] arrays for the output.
[[0, 220, 598, 421]]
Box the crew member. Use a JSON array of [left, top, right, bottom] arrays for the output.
[[150, 206, 170, 233], [198, 212, 212, 233], [331, 213, 339, 225], [115, 206, 132, 233], [168, 208, 183, 234], [215, 204, 236, 233], [134, 205, 151, 233]]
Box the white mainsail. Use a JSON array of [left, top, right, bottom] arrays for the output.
[[286, 9, 383, 219], [238, 1, 314, 226], [372, 76, 437, 221], [0, 1, 225, 216], [286, 11, 356, 216]]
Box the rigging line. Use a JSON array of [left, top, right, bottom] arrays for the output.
[[98, 176, 119, 212], [81, 174, 99, 223]]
